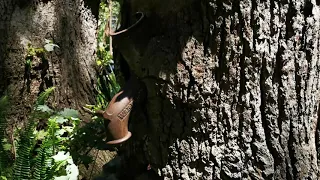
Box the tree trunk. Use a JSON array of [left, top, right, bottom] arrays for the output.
[[0, 0, 99, 123], [0, 0, 110, 178], [114, 0, 320, 179]]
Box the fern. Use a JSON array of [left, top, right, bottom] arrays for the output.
[[33, 140, 54, 180], [36, 87, 55, 106], [13, 87, 55, 179], [13, 119, 36, 179], [4, 86, 81, 179], [0, 96, 11, 176]]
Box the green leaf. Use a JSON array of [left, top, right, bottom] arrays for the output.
[[36, 130, 47, 140], [58, 109, 78, 118], [56, 116, 68, 124], [66, 163, 79, 180], [63, 126, 74, 133], [36, 105, 53, 113], [37, 87, 55, 105], [55, 129, 66, 137], [96, 60, 102, 66], [52, 151, 70, 162], [3, 143, 12, 151], [54, 176, 68, 180], [44, 43, 59, 52]]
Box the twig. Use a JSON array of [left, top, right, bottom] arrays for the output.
[[109, 0, 113, 56], [82, 106, 104, 116]]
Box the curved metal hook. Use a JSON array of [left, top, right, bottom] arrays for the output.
[[109, 12, 145, 36]]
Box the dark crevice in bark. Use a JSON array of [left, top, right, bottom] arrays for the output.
[[237, 9, 246, 104], [304, 51, 312, 144], [215, 1, 227, 84], [275, 45, 284, 137], [18, 0, 52, 9], [158, 95, 170, 169], [38, 58, 50, 94], [180, 103, 189, 138], [83, 0, 100, 19], [200, 1, 210, 56], [235, 1, 246, 157], [176, 141, 183, 179], [316, 102, 320, 165], [294, 56, 302, 142], [270, 0, 276, 38], [287, 116, 296, 180], [179, 56, 196, 102], [316, 26, 320, 166], [260, 50, 281, 173], [304, 1, 313, 18], [286, 1, 298, 179], [274, 8, 287, 174], [303, 1, 313, 144], [285, 1, 295, 40], [220, 169, 239, 180], [250, 0, 264, 174]]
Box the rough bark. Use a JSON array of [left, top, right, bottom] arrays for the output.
[[113, 0, 320, 179], [0, 0, 110, 178], [0, 0, 98, 124]]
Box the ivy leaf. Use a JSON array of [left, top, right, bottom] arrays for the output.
[[36, 105, 53, 113], [55, 129, 66, 137], [64, 126, 74, 133], [54, 176, 68, 180], [52, 151, 70, 162], [66, 163, 79, 180], [44, 43, 59, 52], [59, 108, 79, 118], [56, 116, 68, 124], [36, 130, 47, 140]]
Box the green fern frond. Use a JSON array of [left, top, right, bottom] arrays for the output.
[[0, 96, 11, 176], [36, 87, 55, 106], [13, 119, 36, 179], [0, 96, 9, 113], [33, 143, 54, 180]]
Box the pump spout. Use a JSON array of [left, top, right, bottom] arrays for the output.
[[102, 76, 141, 145]]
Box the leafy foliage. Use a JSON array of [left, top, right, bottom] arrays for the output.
[[0, 96, 12, 177], [37, 87, 56, 106], [95, 0, 121, 109], [1, 87, 80, 180], [1, 2, 121, 179]]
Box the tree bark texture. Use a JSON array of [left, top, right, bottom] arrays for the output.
[[0, 0, 98, 122], [0, 0, 109, 178], [114, 0, 320, 179]]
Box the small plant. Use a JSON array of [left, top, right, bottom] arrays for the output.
[[0, 95, 12, 178], [25, 44, 45, 68], [94, 0, 121, 110], [25, 39, 59, 68], [0, 87, 81, 180]]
